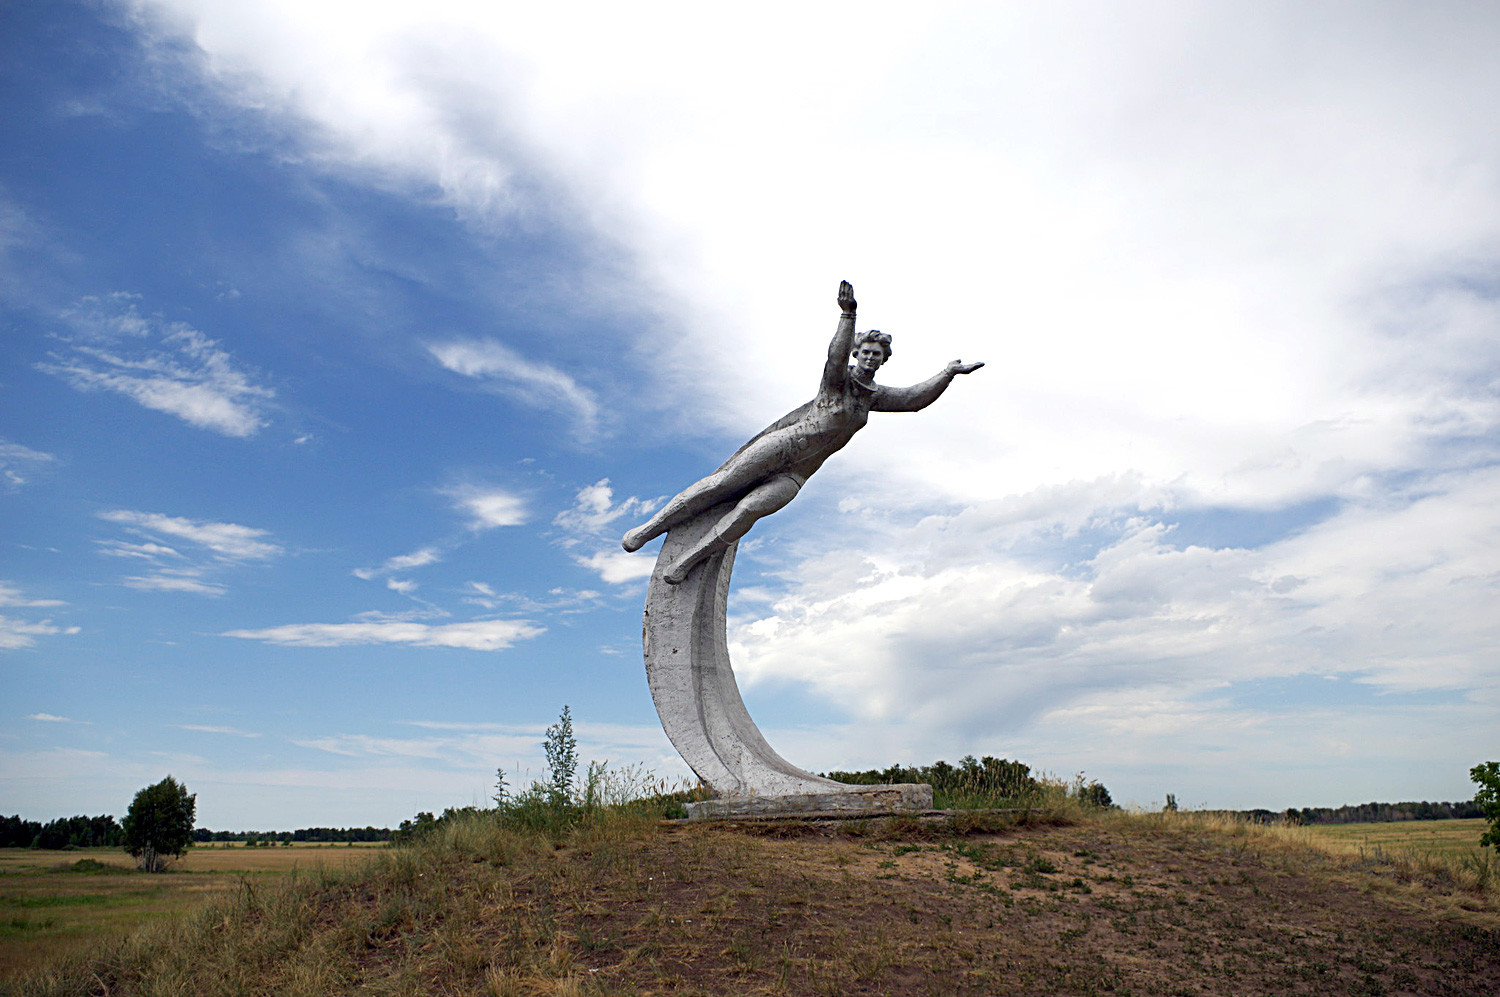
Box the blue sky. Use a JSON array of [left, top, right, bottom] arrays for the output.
[[3, 1, 1497, 829]]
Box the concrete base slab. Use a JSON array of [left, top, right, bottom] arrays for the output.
[[683, 783, 933, 819]]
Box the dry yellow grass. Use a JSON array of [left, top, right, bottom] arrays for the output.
[[0, 844, 381, 979], [7, 808, 1499, 995]]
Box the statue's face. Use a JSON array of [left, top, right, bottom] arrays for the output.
[[852, 341, 889, 376]]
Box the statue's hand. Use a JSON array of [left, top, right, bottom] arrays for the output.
[[837, 280, 856, 314], [947, 360, 985, 375]]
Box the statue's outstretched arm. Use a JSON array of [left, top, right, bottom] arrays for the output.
[[871, 359, 985, 412], [820, 281, 858, 392]]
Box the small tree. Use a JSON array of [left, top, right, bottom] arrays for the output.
[[1471, 761, 1500, 854], [492, 766, 511, 807], [122, 775, 196, 872], [543, 705, 578, 809]]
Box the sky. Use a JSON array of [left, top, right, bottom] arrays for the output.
[[3, 0, 1498, 829]]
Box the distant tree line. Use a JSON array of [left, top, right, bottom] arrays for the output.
[[0, 814, 123, 849], [1261, 800, 1482, 825], [191, 826, 394, 843]]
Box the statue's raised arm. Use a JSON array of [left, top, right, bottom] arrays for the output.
[[820, 280, 858, 393], [622, 280, 982, 584]]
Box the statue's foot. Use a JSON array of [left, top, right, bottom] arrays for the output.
[[622, 524, 651, 552]]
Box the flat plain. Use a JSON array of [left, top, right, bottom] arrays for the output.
[[1301, 817, 1489, 859], [0, 843, 381, 978]]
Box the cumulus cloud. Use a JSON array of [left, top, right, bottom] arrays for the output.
[[446, 485, 528, 530], [429, 339, 599, 439], [37, 296, 273, 436], [0, 440, 56, 489], [222, 618, 544, 650], [573, 551, 654, 585], [728, 464, 1500, 783], [551, 479, 658, 584]]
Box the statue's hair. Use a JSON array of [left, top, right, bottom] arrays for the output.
[[854, 329, 892, 359]]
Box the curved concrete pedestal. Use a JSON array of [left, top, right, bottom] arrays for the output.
[[643, 502, 931, 819]]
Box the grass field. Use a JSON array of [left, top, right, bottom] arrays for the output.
[[1301, 817, 1489, 859], [4, 809, 1498, 995], [0, 843, 383, 978]]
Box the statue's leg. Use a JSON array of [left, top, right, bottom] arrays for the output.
[[662, 474, 802, 585], [623, 432, 797, 552]]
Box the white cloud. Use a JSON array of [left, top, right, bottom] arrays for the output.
[[0, 440, 56, 489], [222, 618, 544, 650], [177, 724, 260, 737], [572, 550, 653, 586], [429, 339, 599, 439], [38, 297, 273, 437], [25, 713, 83, 724], [725, 464, 1500, 789], [386, 578, 417, 595], [551, 479, 660, 584], [122, 572, 227, 597], [0, 584, 77, 650], [96, 540, 185, 560], [95, 510, 281, 597], [354, 545, 444, 581], [552, 478, 656, 542], [98, 509, 282, 561], [446, 485, 528, 530], [382, 546, 442, 572], [0, 615, 81, 650], [0, 582, 65, 609]]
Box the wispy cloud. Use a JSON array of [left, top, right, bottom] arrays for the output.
[[25, 713, 86, 724], [176, 724, 260, 737], [0, 440, 57, 489], [446, 485, 528, 530], [37, 295, 273, 437], [428, 339, 599, 440], [121, 572, 227, 597], [98, 510, 282, 561], [353, 545, 443, 581], [0, 582, 65, 609], [460, 582, 603, 613], [95, 510, 282, 596], [222, 618, 544, 650], [0, 583, 78, 651]]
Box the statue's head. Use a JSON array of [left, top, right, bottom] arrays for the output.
[[852, 330, 891, 376]]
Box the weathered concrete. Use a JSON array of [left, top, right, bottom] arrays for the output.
[[632, 281, 982, 816], [683, 784, 933, 819], [644, 504, 931, 817]]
